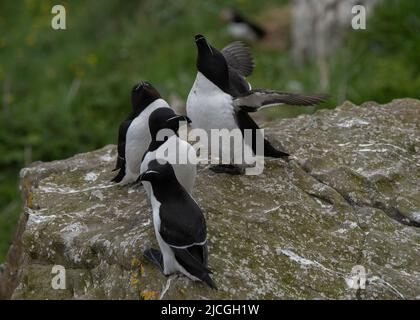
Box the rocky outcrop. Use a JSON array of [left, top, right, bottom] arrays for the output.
[[1, 99, 419, 299]]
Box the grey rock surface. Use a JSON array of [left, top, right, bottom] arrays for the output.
[[1, 99, 419, 299]]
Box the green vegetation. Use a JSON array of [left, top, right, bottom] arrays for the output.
[[0, 0, 419, 261]]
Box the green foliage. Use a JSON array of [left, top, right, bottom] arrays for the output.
[[0, 0, 418, 261], [331, 0, 420, 104]]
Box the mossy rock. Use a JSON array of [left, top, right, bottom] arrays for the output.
[[1, 99, 419, 299]]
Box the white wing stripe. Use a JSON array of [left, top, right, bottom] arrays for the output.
[[168, 238, 207, 249]]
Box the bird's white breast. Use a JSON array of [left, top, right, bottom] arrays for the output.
[[139, 151, 156, 198], [187, 72, 237, 134], [187, 72, 243, 162], [140, 135, 197, 197], [149, 192, 175, 274], [125, 99, 171, 176], [150, 192, 161, 232]]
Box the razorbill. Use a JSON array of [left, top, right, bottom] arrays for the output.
[[186, 34, 328, 174], [220, 8, 266, 42], [139, 160, 217, 289], [112, 81, 171, 184], [140, 108, 197, 198]]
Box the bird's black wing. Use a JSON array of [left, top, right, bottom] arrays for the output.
[[233, 89, 329, 112], [113, 118, 132, 170], [227, 67, 252, 97], [223, 54, 294, 158], [159, 200, 216, 288], [159, 200, 207, 248], [233, 89, 327, 157], [171, 245, 217, 289], [111, 114, 136, 183], [221, 41, 255, 77], [226, 69, 289, 157]]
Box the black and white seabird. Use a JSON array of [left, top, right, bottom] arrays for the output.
[[112, 81, 171, 184], [140, 108, 197, 198], [139, 160, 217, 289], [220, 8, 266, 42], [186, 34, 328, 174]]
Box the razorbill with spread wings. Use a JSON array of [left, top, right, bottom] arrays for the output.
[[186, 34, 327, 174], [139, 160, 216, 289], [140, 108, 197, 198], [112, 81, 171, 184]]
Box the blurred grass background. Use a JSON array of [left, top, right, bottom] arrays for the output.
[[0, 0, 419, 262]]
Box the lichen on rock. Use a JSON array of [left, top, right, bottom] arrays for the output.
[[1, 99, 419, 299]]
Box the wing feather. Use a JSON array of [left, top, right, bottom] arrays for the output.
[[222, 41, 255, 77], [233, 89, 328, 112], [159, 202, 207, 248]]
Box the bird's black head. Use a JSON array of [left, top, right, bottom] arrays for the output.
[[131, 81, 161, 112], [138, 159, 176, 184], [194, 34, 229, 92], [148, 108, 191, 141]]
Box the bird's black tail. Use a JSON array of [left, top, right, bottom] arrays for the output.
[[202, 274, 218, 290], [264, 138, 289, 158], [236, 111, 290, 159], [173, 247, 217, 290]]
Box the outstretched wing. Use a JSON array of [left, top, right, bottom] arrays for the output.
[[221, 41, 255, 77], [233, 89, 328, 112]]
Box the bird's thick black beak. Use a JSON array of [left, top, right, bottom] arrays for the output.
[[166, 115, 192, 125], [195, 34, 206, 43], [137, 171, 146, 182], [133, 80, 149, 92], [194, 34, 213, 55], [137, 170, 159, 182]]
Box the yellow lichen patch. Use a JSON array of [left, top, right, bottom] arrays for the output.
[[130, 270, 141, 286], [130, 275, 139, 286], [131, 257, 141, 267], [139, 264, 145, 276], [22, 178, 31, 191], [131, 257, 144, 276], [129, 259, 144, 287], [140, 290, 158, 300], [27, 192, 33, 209]]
